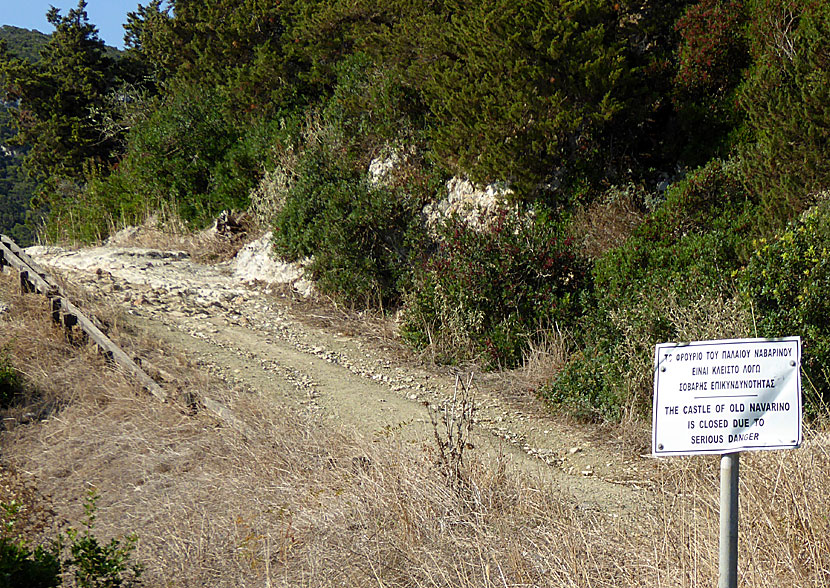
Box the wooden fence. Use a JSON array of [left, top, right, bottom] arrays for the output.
[[0, 234, 166, 401]]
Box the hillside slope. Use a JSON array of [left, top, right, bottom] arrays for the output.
[[0, 231, 828, 586]]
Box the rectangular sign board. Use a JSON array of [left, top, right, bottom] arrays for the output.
[[653, 337, 801, 456]]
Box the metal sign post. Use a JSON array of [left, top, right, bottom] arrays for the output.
[[652, 337, 802, 588], [719, 452, 739, 588]]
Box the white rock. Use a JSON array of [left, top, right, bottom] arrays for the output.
[[423, 176, 514, 232], [231, 232, 315, 297], [368, 150, 403, 186]]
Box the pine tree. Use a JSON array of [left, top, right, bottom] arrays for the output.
[[0, 1, 117, 183], [739, 0, 830, 226]]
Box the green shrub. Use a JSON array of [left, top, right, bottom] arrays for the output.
[[738, 201, 830, 412], [0, 538, 60, 588], [402, 209, 587, 368], [320, 52, 425, 157], [593, 159, 756, 309], [0, 501, 59, 588], [63, 86, 291, 242], [107, 86, 246, 225], [272, 135, 431, 307], [0, 492, 142, 588], [63, 490, 142, 588], [420, 0, 635, 195], [545, 160, 759, 420], [544, 349, 623, 421]]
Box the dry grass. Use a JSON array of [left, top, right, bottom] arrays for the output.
[[568, 185, 645, 260], [519, 327, 569, 391], [2, 268, 830, 587], [104, 213, 254, 263], [650, 433, 830, 587]]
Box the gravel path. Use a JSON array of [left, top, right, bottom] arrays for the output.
[[28, 240, 658, 514]]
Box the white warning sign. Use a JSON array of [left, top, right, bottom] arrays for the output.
[[652, 337, 802, 456]]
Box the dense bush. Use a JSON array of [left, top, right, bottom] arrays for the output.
[[0, 536, 59, 588], [545, 160, 758, 420], [739, 0, 830, 227], [320, 52, 426, 159], [272, 130, 432, 307], [402, 209, 587, 367], [63, 87, 291, 241], [739, 201, 830, 410], [593, 159, 756, 306]]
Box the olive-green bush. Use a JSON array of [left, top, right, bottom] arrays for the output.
[[739, 201, 830, 412], [272, 131, 432, 307], [545, 160, 759, 420]]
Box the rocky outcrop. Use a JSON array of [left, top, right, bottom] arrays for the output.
[[423, 177, 515, 232], [231, 232, 314, 297]]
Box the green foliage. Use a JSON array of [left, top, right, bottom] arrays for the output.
[[672, 0, 749, 162], [0, 2, 120, 183], [123, 0, 175, 86], [0, 491, 142, 588], [0, 26, 50, 63], [0, 1, 141, 241], [739, 0, 830, 226], [545, 160, 758, 420], [63, 85, 285, 241], [403, 210, 587, 367], [594, 159, 756, 305], [288, 0, 445, 125], [131, 0, 313, 117], [273, 129, 431, 306], [320, 52, 426, 157], [0, 501, 60, 588], [545, 349, 623, 421], [738, 202, 830, 411], [0, 152, 36, 245], [421, 0, 636, 195], [63, 490, 142, 588], [0, 344, 21, 408]]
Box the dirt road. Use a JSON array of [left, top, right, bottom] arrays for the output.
[[28, 238, 657, 514]]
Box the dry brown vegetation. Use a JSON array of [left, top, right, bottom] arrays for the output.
[[568, 185, 645, 261], [1, 268, 830, 587], [100, 213, 254, 263]]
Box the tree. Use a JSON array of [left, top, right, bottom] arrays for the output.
[[419, 0, 636, 198], [739, 0, 830, 226], [141, 0, 310, 117], [672, 0, 750, 163], [0, 2, 118, 184], [123, 0, 175, 85]]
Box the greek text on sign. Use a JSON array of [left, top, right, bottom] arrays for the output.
[[652, 337, 801, 456]]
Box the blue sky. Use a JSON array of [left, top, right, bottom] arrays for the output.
[[1, 1, 167, 49]]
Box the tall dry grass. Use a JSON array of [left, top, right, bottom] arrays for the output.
[[1, 268, 830, 587]]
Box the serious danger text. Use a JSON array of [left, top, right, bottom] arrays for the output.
[[652, 337, 802, 456]]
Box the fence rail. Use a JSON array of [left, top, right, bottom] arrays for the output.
[[0, 234, 166, 401]]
